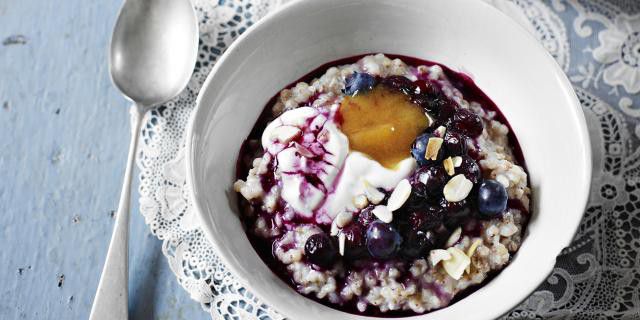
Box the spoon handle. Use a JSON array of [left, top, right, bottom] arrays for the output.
[[90, 103, 145, 320]]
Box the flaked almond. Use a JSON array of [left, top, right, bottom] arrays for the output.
[[425, 113, 434, 127], [372, 205, 393, 223], [443, 174, 473, 202], [499, 224, 518, 237], [428, 249, 452, 266], [330, 219, 340, 236], [387, 179, 411, 211], [335, 211, 353, 228], [338, 232, 346, 256], [353, 194, 369, 209], [434, 125, 447, 137], [465, 239, 483, 273], [443, 157, 455, 176], [445, 227, 462, 247], [442, 247, 471, 280], [425, 137, 444, 160], [452, 156, 463, 167], [270, 125, 301, 144], [364, 182, 385, 204]]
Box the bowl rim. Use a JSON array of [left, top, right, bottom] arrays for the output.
[[185, 0, 592, 318]]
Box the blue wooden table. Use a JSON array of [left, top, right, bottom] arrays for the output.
[[0, 1, 207, 319]]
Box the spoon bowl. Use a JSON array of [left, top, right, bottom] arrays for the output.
[[110, 0, 199, 106]]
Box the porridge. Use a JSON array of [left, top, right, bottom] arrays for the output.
[[234, 54, 530, 315]]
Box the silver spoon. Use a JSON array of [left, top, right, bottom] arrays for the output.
[[89, 0, 198, 319]]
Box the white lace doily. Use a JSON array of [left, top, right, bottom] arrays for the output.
[[136, 0, 640, 318]]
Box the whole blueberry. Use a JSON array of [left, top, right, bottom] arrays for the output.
[[443, 131, 468, 156], [411, 165, 448, 197], [380, 75, 418, 95], [343, 72, 377, 96], [304, 233, 338, 269], [447, 108, 483, 137], [477, 179, 508, 217], [366, 221, 402, 259]]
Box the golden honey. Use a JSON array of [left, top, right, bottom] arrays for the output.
[[338, 86, 429, 168]]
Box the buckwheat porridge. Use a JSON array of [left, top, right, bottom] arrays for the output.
[[234, 54, 530, 316]]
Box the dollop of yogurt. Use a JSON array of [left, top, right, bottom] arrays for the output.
[[262, 105, 415, 222]]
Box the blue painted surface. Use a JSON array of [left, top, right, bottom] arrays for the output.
[[0, 1, 208, 319]]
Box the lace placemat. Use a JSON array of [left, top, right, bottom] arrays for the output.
[[136, 0, 640, 318]]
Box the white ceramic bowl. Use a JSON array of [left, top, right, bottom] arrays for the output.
[[186, 0, 592, 318]]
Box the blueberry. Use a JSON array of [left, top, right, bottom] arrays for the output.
[[304, 233, 338, 269], [439, 198, 472, 229], [340, 224, 367, 260], [477, 179, 508, 217], [443, 131, 468, 156], [366, 221, 402, 259], [411, 165, 448, 197], [447, 108, 483, 137], [411, 133, 444, 166], [456, 155, 481, 184], [400, 229, 437, 259], [380, 75, 418, 95], [343, 72, 377, 96]]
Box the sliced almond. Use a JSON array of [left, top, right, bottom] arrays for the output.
[[434, 125, 447, 137], [387, 179, 411, 211], [425, 137, 444, 160], [499, 224, 518, 237], [443, 174, 473, 202], [330, 219, 340, 236], [372, 205, 393, 223], [335, 211, 353, 228], [465, 239, 483, 274], [443, 157, 455, 176], [338, 232, 346, 256], [364, 183, 385, 204], [452, 156, 463, 167], [445, 227, 462, 247], [442, 247, 471, 280], [428, 249, 452, 266], [353, 194, 369, 209], [270, 125, 301, 144], [425, 113, 434, 127]]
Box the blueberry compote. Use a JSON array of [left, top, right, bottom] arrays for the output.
[[235, 54, 530, 316]]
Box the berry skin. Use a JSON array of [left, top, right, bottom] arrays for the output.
[[443, 131, 468, 156], [457, 155, 481, 184], [400, 229, 437, 259], [447, 108, 483, 137], [343, 72, 377, 96], [439, 198, 472, 229], [411, 165, 448, 197], [477, 179, 508, 217], [366, 221, 403, 259], [357, 206, 377, 227], [304, 233, 338, 269], [380, 75, 418, 95]]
